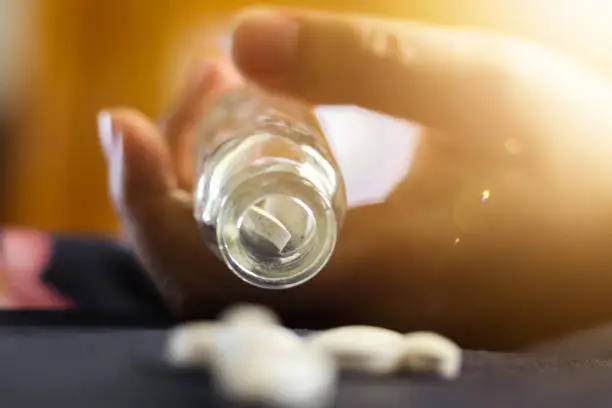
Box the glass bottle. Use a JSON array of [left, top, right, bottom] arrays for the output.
[[193, 87, 346, 289]]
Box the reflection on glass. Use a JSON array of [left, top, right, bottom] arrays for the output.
[[194, 88, 346, 289]]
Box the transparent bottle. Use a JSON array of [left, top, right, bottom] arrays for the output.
[[193, 87, 346, 289]]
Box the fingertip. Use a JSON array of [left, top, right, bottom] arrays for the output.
[[162, 58, 244, 191], [196, 58, 244, 94], [178, 58, 244, 108], [188, 58, 238, 95], [104, 107, 159, 138], [231, 8, 299, 79]]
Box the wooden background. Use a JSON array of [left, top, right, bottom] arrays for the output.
[[4, 0, 612, 235]]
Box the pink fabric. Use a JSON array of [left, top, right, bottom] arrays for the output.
[[0, 229, 74, 309]]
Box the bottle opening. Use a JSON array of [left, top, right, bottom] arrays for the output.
[[216, 171, 337, 289], [238, 195, 317, 261]]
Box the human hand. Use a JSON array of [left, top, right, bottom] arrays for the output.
[[98, 8, 612, 349]]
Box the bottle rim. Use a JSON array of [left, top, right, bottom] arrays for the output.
[[216, 170, 338, 290]]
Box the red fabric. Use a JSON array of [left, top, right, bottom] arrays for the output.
[[0, 229, 74, 309]]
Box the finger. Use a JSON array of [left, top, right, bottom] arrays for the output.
[[96, 108, 284, 316], [160, 62, 219, 189], [97, 109, 226, 312], [97, 109, 176, 219], [230, 8, 555, 135], [160, 59, 244, 189]]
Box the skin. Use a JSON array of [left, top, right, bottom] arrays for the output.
[[97, 8, 612, 350]]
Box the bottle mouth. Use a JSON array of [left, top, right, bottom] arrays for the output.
[[216, 170, 338, 289]]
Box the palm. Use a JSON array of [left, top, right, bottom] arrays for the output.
[[329, 98, 612, 348], [103, 12, 612, 350]]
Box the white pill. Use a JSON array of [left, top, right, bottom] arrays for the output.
[[212, 324, 335, 408], [241, 204, 292, 252], [212, 324, 304, 374], [306, 326, 405, 375], [257, 347, 337, 408], [401, 332, 462, 379], [165, 321, 218, 368], [219, 303, 280, 327]]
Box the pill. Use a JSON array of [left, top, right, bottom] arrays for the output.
[[212, 323, 335, 408], [401, 331, 462, 379], [219, 303, 280, 327], [165, 321, 218, 368], [306, 325, 405, 375]]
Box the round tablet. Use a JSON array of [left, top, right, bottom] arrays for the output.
[[306, 325, 405, 375], [165, 321, 218, 368], [401, 331, 462, 379], [212, 324, 304, 370], [256, 346, 337, 408], [212, 324, 334, 407], [218, 303, 280, 327]]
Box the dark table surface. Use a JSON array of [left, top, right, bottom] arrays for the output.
[[1, 311, 612, 408]]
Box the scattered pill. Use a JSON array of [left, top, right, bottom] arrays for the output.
[[219, 303, 281, 327], [212, 323, 335, 408], [307, 325, 405, 375], [402, 331, 462, 379], [165, 321, 218, 368]]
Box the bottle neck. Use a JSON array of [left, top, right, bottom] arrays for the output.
[[216, 166, 338, 289]]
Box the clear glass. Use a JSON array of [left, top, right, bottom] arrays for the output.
[[193, 87, 346, 289]]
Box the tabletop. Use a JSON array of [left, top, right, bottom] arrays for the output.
[[1, 311, 612, 408]]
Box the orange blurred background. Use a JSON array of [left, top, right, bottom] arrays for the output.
[[2, 0, 612, 235]]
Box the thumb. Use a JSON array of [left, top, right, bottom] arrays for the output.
[[230, 8, 547, 134], [97, 109, 177, 219]]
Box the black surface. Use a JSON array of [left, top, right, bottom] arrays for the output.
[[2, 233, 611, 406], [0, 311, 611, 407], [46, 236, 172, 318]]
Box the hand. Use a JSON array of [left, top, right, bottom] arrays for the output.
[[98, 8, 612, 350]]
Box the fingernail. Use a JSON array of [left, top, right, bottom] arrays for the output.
[[231, 9, 299, 75], [97, 111, 124, 202], [97, 111, 121, 158], [108, 129, 124, 205]]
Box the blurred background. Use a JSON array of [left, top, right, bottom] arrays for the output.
[[2, 0, 612, 236]]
